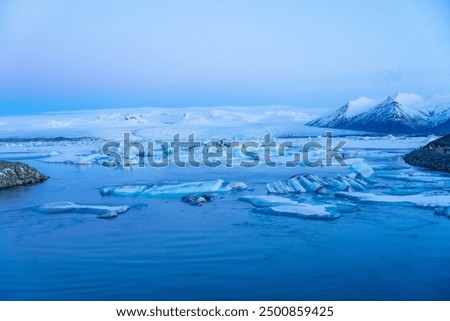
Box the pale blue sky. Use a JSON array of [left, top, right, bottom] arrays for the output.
[[1, 0, 449, 115]]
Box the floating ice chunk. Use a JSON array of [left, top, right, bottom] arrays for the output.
[[287, 177, 307, 193], [266, 182, 280, 194], [335, 192, 450, 207], [100, 179, 246, 198], [254, 204, 341, 220], [100, 185, 148, 196], [239, 195, 300, 207], [298, 176, 324, 193], [143, 179, 226, 197], [338, 175, 365, 191], [227, 181, 248, 191], [348, 160, 374, 178], [266, 174, 330, 194], [36, 202, 129, 219], [351, 177, 368, 189], [266, 180, 292, 194], [328, 178, 352, 191]]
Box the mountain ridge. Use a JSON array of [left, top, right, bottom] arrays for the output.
[[306, 93, 450, 134]]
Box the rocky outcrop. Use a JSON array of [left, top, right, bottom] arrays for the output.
[[403, 134, 450, 173], [0, 161, 48, 190]]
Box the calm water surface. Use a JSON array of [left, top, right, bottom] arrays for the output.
[[1, 158, 449, 300]]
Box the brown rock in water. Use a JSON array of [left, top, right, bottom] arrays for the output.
[[403, 134, 450, 173], [0, 161, 49, 190]]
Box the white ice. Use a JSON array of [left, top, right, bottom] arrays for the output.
[[100, 179, 247, 198], [335, 192, 450, 207], [254, 204, 341, 220], [239, 195, 300, 207], [347, 159, 374, 178], [36, 202, 130, 218]]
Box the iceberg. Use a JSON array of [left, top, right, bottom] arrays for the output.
[[266, 174, 329, 194], [265, 172, 369, 195], [36, 202, 130, 219], [286, 177, 307, 193], [227, 181, 248, 191], [348, 160, 374, 178], [327, 178, 352, 191], [266, 180, 297, 194], [100, 179, 247, 198], [254, 204, 341, 220], [239, 195, 300, 207], [100, 185, 149, 197]]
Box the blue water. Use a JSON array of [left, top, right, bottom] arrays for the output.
[[1, 158, 450, 300]]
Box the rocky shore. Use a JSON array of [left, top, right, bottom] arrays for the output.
[[403, 134, 450, 173], [0, 161, 48, 190]]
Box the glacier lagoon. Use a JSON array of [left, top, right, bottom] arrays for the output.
[[1, 149, 450, 300], [0, 108, 449, 300]]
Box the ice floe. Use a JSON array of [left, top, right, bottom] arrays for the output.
[[375, 172, 450, 184], [239, 195, 300, 207], [36, 202, 130, 219], [254, 204, 341, 220], [335, 192, 450, 207], [100, 179, 247, 198], [266, 172, 370, 195], [238, 195, 341, 220]]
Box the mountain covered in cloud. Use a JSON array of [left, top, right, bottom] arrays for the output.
[[307, 93, 450, 134]]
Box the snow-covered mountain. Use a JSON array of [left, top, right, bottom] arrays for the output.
[[307, 93, 450, 134]]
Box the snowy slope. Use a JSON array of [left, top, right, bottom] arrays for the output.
[[307, 93, 450, 134]]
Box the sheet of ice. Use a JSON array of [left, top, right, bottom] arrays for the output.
[[239, 195, 300, 207], [254, 204, 341, 220], [36, 202, 130, 219], [335, 192, 450, 207], [100, 179, 247, 198]]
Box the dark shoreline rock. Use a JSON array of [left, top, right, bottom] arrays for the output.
[[403, 134, 450, 173], [0, 161, 49, 190]]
